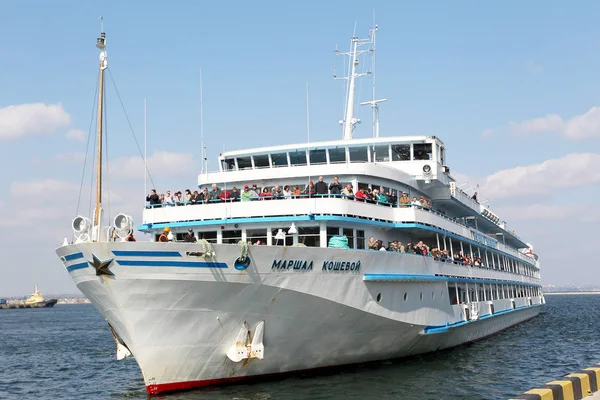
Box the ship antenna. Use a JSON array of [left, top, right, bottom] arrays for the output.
[[360, 23, 386, 139], [93, 17, 108, 241], [335, 25, 375, 140]]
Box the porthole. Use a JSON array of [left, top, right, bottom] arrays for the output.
[[420, 292, 423, 301], [403, 292, 408, 301], [376, 293, 382, 303]]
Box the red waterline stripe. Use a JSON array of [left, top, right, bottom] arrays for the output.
[[146, 363, 359, 395]]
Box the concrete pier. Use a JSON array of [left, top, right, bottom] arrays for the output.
[[510, 364, 600, 399]]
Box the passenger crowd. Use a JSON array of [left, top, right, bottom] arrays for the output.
[[366, 236, 486, 266], [145, 176, 433, 208]]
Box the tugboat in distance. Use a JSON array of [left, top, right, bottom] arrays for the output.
[[0, 285, 58, 309]]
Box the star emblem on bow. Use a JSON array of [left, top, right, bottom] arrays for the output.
[[88, 254, 114, 277]]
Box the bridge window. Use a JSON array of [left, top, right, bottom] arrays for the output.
[[199, 231, 217, 243], [413, 143, 432, 160], [343, 228, 354, 249], [222, 159, 236, 171], [309, 149, 327, 165], [289, 150, 307, 166], [222, 230, 242, 244], [328, 147, 346, 163], [372, 145, 390, 162], [327, 227, 340, 244], [348, 147, 368, 163], [392, 144, 410, 161], [356, 230, 365, 249], [253, 154, 270, 169], [271, 152, 288, 167], [247, 229, 267, 245], [237, 157, 252, 170], [298, 227, 320, 247]]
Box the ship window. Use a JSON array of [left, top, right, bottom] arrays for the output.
[[356, 230, 365, 249], [327, 227, 340, 244], [413, 143, 432, 160], [222, 230, 242, 244], [392, 144, 410, 161], [199, 231, 217, 243], [348, 147, 368, 163], [328, 147, 346, 163], [247, 229, 267, 245], [271, 152, 288, 167], [289, 150, 307, 166], [175, 233, 187, 241], [222, 159, 236, 171], [448, 287, 459, 304], [357, 182, 370, 191], [237, 157, 252, 170], [298, 227, 320, 247], [343, 228, 354, 249], [309, 149, 327, 165], [372, 145, 390, 162], [272, 228, 293, 246], [253, 154, 270, 169]]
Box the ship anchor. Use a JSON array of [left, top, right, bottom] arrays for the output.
[[226, 321, 265, 362]]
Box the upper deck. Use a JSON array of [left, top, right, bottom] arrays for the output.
[[213, 135, 448, 186], [188, 135, 526, 249]]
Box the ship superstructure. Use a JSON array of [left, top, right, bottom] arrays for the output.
[[56, 24, 543, 395]]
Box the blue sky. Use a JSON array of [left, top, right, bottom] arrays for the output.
[[1, 0, 599, 296]]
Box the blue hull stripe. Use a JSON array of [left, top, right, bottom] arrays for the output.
[[423, 304, 540, 334], [363, 273, 541, 288], [111, 250, 182, 257], [115, 260, 227, 268], [64, 252, 84, 262], [66, 262, 88, 272]]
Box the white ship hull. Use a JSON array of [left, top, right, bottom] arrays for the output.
[[57, 242, 542, 395]]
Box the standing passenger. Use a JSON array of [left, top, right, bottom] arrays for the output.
[[329, 176, 342, 196]]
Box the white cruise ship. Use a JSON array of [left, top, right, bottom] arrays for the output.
[[56, 26, 543, 395]]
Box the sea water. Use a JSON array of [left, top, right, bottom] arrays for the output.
[[0, 295, 598, 400]]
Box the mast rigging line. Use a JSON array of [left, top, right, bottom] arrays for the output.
[[75, 73, 100, 219], [106, 68, 158, 191], [104, 84, 111, 224]]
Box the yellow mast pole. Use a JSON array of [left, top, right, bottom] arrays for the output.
[[93, 29, 107, 241]]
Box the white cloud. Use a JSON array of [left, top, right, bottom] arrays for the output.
[[65, 129, 86, 141], [481, 128, 495, 137], [30, 156, 43, 166], [0, 103, 70, 140], [564, 106, 600, 139], [55, 152, 86, 164], [510, 114, 563, 134], [10, 178, 80, 197], [507, 106, 600, 139], [493, 204, 577, 221], [110, 151, 195, 180], [482, 153, 600, 199]]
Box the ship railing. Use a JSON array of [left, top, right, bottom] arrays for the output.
[[144, 195, 536, 266]]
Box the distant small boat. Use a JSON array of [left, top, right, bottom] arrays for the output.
[[0, 285, 58, 309]]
